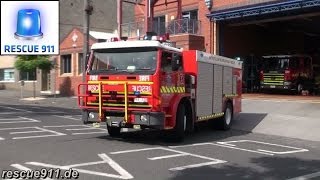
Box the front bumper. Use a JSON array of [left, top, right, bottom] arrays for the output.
[[260, 82, 295, 90], [86, 110, 165, 130]]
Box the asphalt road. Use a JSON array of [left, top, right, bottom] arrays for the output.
[[0, 103, 319, 180]]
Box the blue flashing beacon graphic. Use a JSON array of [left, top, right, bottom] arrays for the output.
[[14, 9, 43, 40]]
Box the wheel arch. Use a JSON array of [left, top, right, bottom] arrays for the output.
[[170, 95, 193, 130]]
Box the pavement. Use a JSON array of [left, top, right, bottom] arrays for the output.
[[1, 90, 320, 142], [0, 105, 319, 180], [235, 94, 320, 142], [0, 90, 320, 179]]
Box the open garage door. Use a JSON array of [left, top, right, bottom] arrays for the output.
[[208, 0, 320, 95]]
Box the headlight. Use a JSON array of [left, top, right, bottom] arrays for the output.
[[140, 115, 148, 122], [89, 112, 95, 119], [284, 82, 291, 86]]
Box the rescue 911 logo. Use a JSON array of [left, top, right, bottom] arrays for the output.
[[0, 1, 59, 55]]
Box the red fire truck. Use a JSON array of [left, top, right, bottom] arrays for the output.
[[78, 34, 243, 141], [259, 54, 314, 94]]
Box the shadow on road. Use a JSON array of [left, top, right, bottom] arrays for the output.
[[95, 113, 268, 146], [96, 121, 252, 147], [169, 156, 320, 180], [233, 112, 268, 132]]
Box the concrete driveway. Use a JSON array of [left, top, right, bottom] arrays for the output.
[[235, 94, 320, 142]]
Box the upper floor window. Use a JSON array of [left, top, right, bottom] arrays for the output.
[[153, 16, 166, 35], [182, 10, 198, 20]]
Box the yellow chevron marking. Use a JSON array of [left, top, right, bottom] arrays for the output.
[[160, 86, 186, 94]]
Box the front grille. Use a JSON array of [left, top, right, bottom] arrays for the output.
[[87, 92, 152, 109], [263, 73, 284, 85]]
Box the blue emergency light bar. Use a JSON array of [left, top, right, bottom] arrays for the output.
[[14, 9, 43, 40]]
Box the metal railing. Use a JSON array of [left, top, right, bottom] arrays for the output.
[[78, 81, 154, 123], [120, 19, 201, 38]]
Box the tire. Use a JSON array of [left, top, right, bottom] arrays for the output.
[[217, 102, 233, 130], [107, 124, 121, 137], [297, 83, 303, 95], [167, 103, 186, 142], [82, 110, 89, 124]]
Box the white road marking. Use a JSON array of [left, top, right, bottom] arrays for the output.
[[110, 147, 163, 154], [65, 127, 97, 131], [26, 153, 133, 179], [287, 171, 320, 180], [43, 124, 108, 135], [9, 164, 54, 180], [148, 153, 188, 160], [43, 124, 107, 128], [0, 116, 40, 124], [10, 130, 45, 134], [0, 106, 32, 112], [0, 118, 24, 121], [169, 142, 274, 156], [72, 132, 108, 135], [211, 143, 274, 156], [169, 161, 223, 171], [168, 142, 213, 148], [53, 115, 80, 121], [217, 140, 309, 155], [0, 127, 66, 140], [0, 137, 4, 140], [111, 147, 227, 171]]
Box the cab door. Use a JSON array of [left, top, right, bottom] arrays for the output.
[[159, 51, 183, 108]]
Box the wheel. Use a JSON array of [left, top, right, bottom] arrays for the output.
[[82, 110, 89, 124], [216, 102, 233, 130], [297, 83, 303, 95], [167, 103, 186, 142], [107, 124, 121, 137]]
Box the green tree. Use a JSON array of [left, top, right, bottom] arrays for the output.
[[14, 55, 53, 72], [14, 55, 54, 99]]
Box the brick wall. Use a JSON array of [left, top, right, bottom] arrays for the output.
[[134, 0, 212, 52], [56, 28, 97, 96], [133, 0, 285, 55], [170, 34, 205, 51]]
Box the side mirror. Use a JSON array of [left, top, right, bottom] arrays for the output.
[[171, 54, 180, 71]]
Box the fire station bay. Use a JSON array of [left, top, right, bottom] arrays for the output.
[[202, 0, 320, 94]]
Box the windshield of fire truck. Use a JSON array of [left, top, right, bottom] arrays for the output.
[[88, 47, 158, 75], [261, 57, 302, 72]]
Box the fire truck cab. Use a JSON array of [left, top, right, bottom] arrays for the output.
[[259, 54, 314, 94], [78, 34, 242, 142]]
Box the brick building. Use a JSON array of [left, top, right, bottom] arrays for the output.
[[128, 0, 319, 57], [126, 0, 320, 92], [53, 28, 118, 96]]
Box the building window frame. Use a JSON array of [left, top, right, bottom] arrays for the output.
[[19, 69, 37, 81], [0, 68, 15, 82], [60, 54, 72, 75], [78, 52, 84, 75], [182, 9, 198, 20]]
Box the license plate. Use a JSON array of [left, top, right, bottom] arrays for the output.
[[133, 125, 141, 129], [270, 85, 275, 88], [93, 123, 100, 128]]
